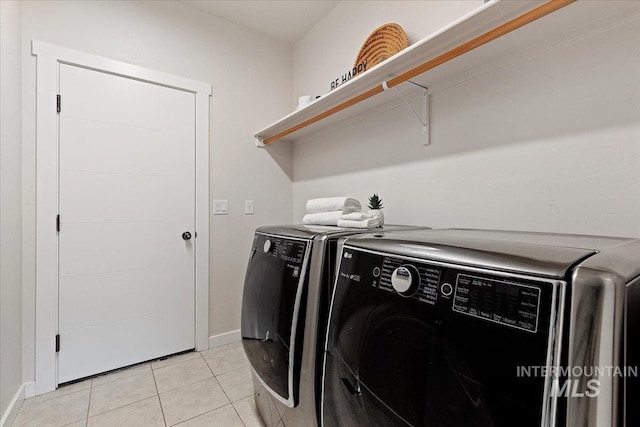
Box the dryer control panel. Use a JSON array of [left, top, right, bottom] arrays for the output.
[[260, 235, 307, 264], [338, 246, 547, 334], [453, 274, 540, 333]]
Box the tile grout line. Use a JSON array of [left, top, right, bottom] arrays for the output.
[[199, 352, 233, 407], [153, 375, 215, 398], [201, 347, 251, 377], [84, 380, 93, 426], [200, 352, 231, 400], [14, 388, 93, 426], [20, 381, 92, 408], [13, 351, 252, 427], [168, 403, 237, 427], [23, 358, 204, 426], [150, 367, 168, 427], [152, 355, 215, 395], [200, 351, 214, 376], [81, 395, 162, 422], [233, 402, 249, 427], [83, 363, 160, 421], [200, 350, 249, 427], [157, 353, 230, 426], [91, 364, 151, 388], [150, 352, 201, 372]]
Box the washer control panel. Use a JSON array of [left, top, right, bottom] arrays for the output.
[[337, 246, 546, 333], [338, 249, 443, 305], [452, 274, 541, 333]]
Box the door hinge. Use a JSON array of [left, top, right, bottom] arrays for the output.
[[56, 95, 61, 113], [55, 334, 60, 352], [56, 214, 60, 232]]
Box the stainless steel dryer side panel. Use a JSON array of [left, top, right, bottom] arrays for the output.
[[288, 233, 332, 427], [566, 240, 640, 427], [267, 233, 330, 427]]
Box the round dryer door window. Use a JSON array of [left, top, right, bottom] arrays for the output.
[[358, 308, 492, 427]]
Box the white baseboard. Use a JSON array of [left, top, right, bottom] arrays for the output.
[[208, 330, 241, 349], [1, 383, 24, 427]]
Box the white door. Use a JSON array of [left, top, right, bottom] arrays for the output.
[[57, 64, 196, 383]]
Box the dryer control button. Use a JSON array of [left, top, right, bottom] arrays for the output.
[[391, 265, 420, 296], [373, 267, 381, 277], [441, 283, 453, 296], [263, 239, 272, 253]]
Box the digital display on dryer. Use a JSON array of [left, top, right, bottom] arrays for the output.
[[452, 274, 541, 333]]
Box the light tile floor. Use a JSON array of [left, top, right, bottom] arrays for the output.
[[11, 342, 266, 427]]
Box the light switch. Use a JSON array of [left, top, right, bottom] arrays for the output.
[[245, 200, 254, 215], [213, 199, 228, 215]]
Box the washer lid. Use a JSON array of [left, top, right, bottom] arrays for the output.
[[344, 229, 634, 278]]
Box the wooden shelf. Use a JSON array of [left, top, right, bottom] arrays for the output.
[[254, 0, 639, 146]]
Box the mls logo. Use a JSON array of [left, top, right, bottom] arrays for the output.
[[550, 379, 600, 398]]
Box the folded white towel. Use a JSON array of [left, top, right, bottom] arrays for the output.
[[340, 211, 374, 220], [337, 218, 381, 229], [303, 211, 344, 226], [306, 197, 361, 214]]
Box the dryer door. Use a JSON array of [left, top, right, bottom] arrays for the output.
[[322, 247, 557, 427], [241, 232, 310, 407]]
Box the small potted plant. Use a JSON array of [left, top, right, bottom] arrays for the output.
[[368, 193, 384, 225]]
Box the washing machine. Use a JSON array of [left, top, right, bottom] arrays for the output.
[[241, 224, 427, 427], [321, 229, 640, 427]]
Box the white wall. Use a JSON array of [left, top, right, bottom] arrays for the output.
[[11, 0, 640, 398], [291, 1, 640, 238], [19, 0, 294, 384], [1, 0, 24, 418], [292, 1, 483, 105]]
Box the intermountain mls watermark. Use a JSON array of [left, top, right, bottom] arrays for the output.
[[517, 365, 638, 397]]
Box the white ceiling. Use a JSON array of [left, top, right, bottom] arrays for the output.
[[182, 1, 340, 44]]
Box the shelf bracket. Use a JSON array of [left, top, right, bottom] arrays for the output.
[[382, 79, 430, 146]]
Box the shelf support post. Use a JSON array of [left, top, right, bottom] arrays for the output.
[[422, 87, 430, 146]]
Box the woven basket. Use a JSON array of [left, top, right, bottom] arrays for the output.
[[354, 23, 409, 69]]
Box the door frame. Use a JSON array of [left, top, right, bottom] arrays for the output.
[[32, 41, 211, 395]]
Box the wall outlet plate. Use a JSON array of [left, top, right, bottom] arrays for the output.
[[245, 200, 254, 215], [213, 199, 228, 215]]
